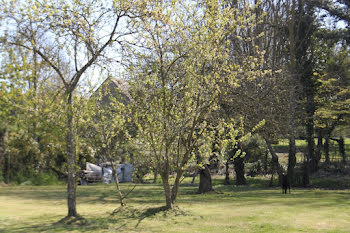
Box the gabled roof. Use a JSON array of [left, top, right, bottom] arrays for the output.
[[109, 78, 133, 102], [94, 77, 133, 103]]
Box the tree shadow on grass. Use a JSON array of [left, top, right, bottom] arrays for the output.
[[3, 214, 130, 233], [109, 205, 191, 229]]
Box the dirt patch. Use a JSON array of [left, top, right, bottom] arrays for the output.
[[0, 182, 11, 187]]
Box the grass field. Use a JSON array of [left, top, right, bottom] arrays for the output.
[[272, 138, 350, 164], [1, 177, 350, 233], [273, 138, 350, 154]]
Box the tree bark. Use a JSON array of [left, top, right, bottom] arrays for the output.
[[306, 112, 316, 172], [305, 91, 315, 185], [1, 129, 9, 184], [198, 164, 213, 193], [234, 156, 246, 185], [264, 151, 268, 175], [161, 172, 173, 209], [0, 129, 6, 183], [288, 136, 297, 184], [110, 162, 126, 206], [315, 129, 323, 168], [153, 168, 158, 183], [6, 153, 10, 184], [170, 169, 183, 205], [287, 0, 297, 186], [191, 169, 198, 185], [339, 137, 346, 164], [224, 160, 230, 185], [66, 92, 77, 217], [265, 138, 283, 178], [324, 135, 330, 164], [330, 137, 347, 164]]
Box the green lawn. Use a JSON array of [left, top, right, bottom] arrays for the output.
[[274, 138, 350, 152], [273, 138, 350, 164], [1, 178, 350, 233]]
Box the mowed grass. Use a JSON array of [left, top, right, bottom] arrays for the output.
[[273, 138, 350, 164], [1, 178, 350, 233]]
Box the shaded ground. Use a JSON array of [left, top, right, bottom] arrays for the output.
[[1, 177, 350, 233]]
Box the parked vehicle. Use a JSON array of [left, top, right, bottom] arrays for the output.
[[79, 162, 134, 185]]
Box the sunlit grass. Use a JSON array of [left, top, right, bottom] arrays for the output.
[[273, 138, 350, 164], [1, 178, 350, 232]]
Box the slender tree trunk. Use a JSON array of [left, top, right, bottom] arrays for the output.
[[191, 169, 198, 185], [66, 92, 77, 217], [287, 0, 297, 186], [1, 129, 9, 184], [0, 129, 6, 183], [198, 164, 213, 193], [111, 162, 126, 206], [224, 160, 230, 185], [6, 153, 10, 184], [324, 135, 330, 164], [288, 136, 297, 183], [306, 104, 316, 172], [170, 169, 183, 205], [339, 137, 346, 164], [315, 129, 323, 168], [304, 121, 312, 187], [264, 151, 268, 175], [305, 91, 315, 185], [153, 168, 158, 183], [265, 138, 283, 178]]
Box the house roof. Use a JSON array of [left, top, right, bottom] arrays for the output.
[[109, 78, 133, 102], [94, 77, 133, 103]]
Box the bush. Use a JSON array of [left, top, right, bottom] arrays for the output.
[[30, 172, 61, 185], [15, 171, 62, 185]]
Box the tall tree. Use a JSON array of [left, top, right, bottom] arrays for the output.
[[83, 78, 135, 207], [222, 0, 290, 183], [315, 45, 350, 163], [1, 0, 147, 218], [127, 0, 260, 208]]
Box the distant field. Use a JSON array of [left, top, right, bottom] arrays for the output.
[[275, 138, 350, 149], [1, 178, 350, 233], [273, 138, 350, 163]]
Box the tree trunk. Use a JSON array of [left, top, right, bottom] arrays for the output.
[[265, 138, 283, 178], [224, 160, 230, 185], [111, 162, 126, 206], [304, 98, 314, 186], [198, 164, 213, 193], [153, 168, 158, 183], [66, 92, 77, 217], [234, 156, 246, 185], [339, 137, 346, 164], [1, 129, 9, 184], [324, 135, 330, 164], [0, 129, 6, 183], [191, 169, 198, 185], [287, 0, 297, 181], [315, 129, 323, 168], [161, 172, 173, 209], [264, 151, 268, 175], [170, 170, 183, 205], [6, 153, 10, 184], [288, 136, 297, 184]]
